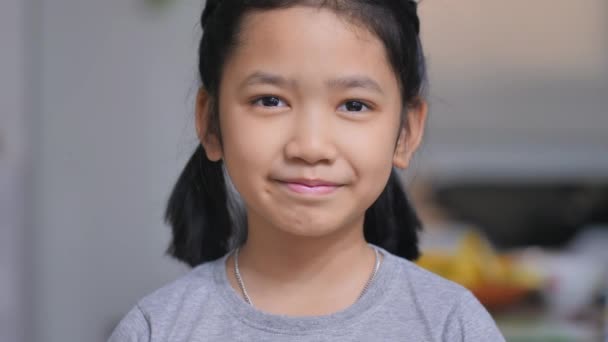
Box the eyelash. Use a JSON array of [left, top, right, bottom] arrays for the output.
[[251, 96, 287, 108], [251, 96, 373, 112]]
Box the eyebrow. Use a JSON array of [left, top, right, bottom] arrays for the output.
[[239, 71, 385, 95], [239, 71, 296, 90], [326, 76, 384, 95]]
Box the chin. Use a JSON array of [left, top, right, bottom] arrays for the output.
[[281, 226, 340, 239], [274, 214, 355, 239]]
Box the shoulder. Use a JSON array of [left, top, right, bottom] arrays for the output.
[[109, 258, 223, 341], [388, 251, 471, 304], [137, 259, 219, 315], [108, 304, 150, 342], [384, 252, 505, 341]]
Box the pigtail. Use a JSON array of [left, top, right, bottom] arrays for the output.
[[165, 145, 233, 266], [201, 0, 222, 29], [362, 0, 424, 261], [364, 169, 421, 261]]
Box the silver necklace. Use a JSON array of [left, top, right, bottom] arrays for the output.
[[233, 246, 382, 307]]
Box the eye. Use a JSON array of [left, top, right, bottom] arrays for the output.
[[252, 96, 287, 108], [338, 100, 371, 112]]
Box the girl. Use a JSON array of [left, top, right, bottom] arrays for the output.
[[110, 0, 504, 340]]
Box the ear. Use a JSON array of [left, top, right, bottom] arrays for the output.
[[393, 99, 428, 169], [195, 87, 223, 161]]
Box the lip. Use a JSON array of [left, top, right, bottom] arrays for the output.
[[276, 178, 343, 196]]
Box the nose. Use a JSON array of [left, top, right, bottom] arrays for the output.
[[284, 108, 337, 165]]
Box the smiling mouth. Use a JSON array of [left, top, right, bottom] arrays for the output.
[[276, 179, 343, 196]]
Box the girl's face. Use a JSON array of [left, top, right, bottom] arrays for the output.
[[198, 6, 426, 238]]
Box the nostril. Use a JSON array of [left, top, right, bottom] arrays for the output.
[[283, 140, 337, 165]]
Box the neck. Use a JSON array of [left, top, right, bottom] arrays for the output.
[[239, 213, 370, 280], [227, 212, 379, 315]]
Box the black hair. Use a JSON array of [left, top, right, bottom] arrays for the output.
[[166, 0, 427, 267]]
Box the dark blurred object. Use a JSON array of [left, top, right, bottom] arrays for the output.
[[471, 284, 534, 311], [432, 183, 608, 248]]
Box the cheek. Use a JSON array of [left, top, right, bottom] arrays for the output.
[[341, 118, 399, 176], [353, 148, 393, 203], [336, 150, 392, 228], [345, 118, 400, 199], [219, 109, 284, 193]]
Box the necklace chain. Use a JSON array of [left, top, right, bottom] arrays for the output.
[[233, 247, 254, 305], [233, 246, 382, 307]]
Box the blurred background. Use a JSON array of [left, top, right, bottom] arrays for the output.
[[1, 0, 607, 341]]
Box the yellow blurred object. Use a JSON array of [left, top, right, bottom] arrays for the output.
[[417, 231, 542, 309]]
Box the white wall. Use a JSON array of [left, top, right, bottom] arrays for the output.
[[417, 0, 608, 180], [0, 0, 27, 341], [33, 1, 200, 341]]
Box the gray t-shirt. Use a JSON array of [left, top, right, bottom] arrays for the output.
[[109, 246, 505, 341]]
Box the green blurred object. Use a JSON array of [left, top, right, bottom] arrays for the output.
[[497, 315, 602, 342]]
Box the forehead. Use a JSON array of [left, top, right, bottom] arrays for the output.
[[239, 5, 377, 46], [222, 6, 399, 91]]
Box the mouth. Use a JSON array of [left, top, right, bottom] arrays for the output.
[[275, 178, 343, 196]]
